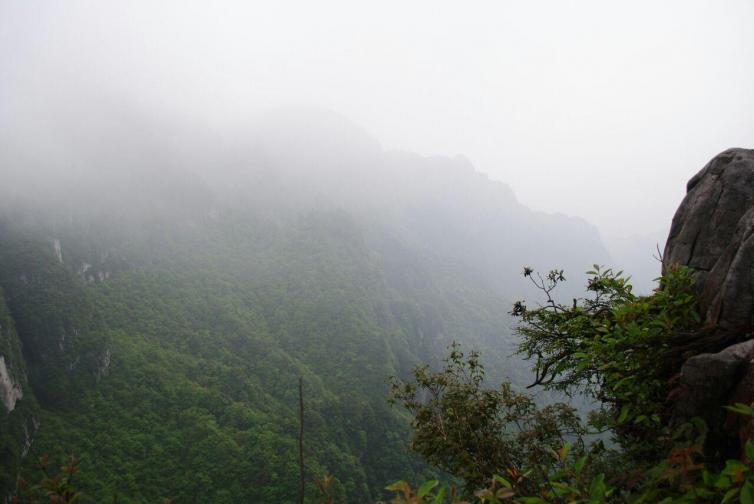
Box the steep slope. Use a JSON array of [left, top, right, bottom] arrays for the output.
[[0, 287, 38, 499], [0, 108, 609, 502], [0, 209, 507, 502]]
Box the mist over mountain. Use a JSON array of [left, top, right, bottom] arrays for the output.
[[0, 104, 612, 501], [2, 1, 752, 501], [1, 103, 611, 297], [603, 229, 668, 294]]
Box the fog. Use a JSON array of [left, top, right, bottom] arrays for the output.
[[2, 0, 753, 257], [5, 5, 754, 496]]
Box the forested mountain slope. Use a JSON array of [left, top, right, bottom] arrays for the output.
[[0, 108, 609, 502]]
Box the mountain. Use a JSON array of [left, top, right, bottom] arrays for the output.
[[0, 106, 609, 502]]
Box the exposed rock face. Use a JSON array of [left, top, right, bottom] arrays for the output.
[[675, 339, 754, 420], [0, 355, 23, 412], [666, 149, 754, 453], [21, 416, 40, 458], [95, 349, 111, 381], [51, 238, 63, 264], [663, 148, 754, 329]]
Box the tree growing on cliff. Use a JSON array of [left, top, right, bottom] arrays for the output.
[[389, 343, 587, 495], [388, 265, 754, 502]]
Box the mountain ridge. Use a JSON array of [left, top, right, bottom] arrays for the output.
[[1, 108, 611, 502]]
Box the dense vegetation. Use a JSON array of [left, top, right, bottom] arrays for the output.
[[0, 111, 614, 502], [16, 262, 754, 503], [0, 206, 520, 502], [390, 266, 754, 503]]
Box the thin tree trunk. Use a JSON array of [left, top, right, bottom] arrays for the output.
[[298, 376, 305, 504]]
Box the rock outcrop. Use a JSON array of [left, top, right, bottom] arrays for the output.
[[0, 355, 23, 412], [664, 148, 754, 329], [665, 148, 754, 451], [673, 339, 754, 454]]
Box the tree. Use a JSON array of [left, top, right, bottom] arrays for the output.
[[388, 265, 754, 502], [514, 265, 701, 457], [389, 343, 586, 495]]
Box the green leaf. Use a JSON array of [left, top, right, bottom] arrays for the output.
[[433, 483, 447, 504], [702, 470, 710, 485], [417, 480, 439, 498], [722, 459, 747, 476], [633, 414, 648, 424], [574, 455, 588, 474], [618, 405, 630, 424], [589, 473, 606, 502], [721, 487, 739, 504], [746, 441, 754, 462], [724, 403, 754, 416], [714, 475, 731, 489], [493, 475, 512, 489], [385, 480, 407, 492], [742, 480, 754, 504]]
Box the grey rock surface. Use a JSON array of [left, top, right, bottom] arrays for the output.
[[666, 149, 754, 454], [674, 339, 754, 421], [664, 148, 754, 329]]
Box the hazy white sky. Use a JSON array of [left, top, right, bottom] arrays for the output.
[[2, 0, 753, 236]]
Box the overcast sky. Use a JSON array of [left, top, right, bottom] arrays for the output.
[[2, 0, 753, 237]]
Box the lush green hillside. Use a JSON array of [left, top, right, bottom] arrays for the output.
[[0, 111, 609, 502], [0, 209, 512, 502]]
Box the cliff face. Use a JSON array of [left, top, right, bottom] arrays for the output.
[[664, 148, 754, 329], [0, 289, 39, 498], [0, 225, 116, 497], [664, 148, 754, 453], [0, 294, 25, 413]]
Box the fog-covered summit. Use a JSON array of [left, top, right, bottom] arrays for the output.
[[1, 104, 609, 300], [0, 104, 610, 501]]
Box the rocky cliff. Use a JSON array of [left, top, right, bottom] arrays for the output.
[[664, 148, 754, 454], [664, 148, 754, 329], [0, 289, 39, 499]]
